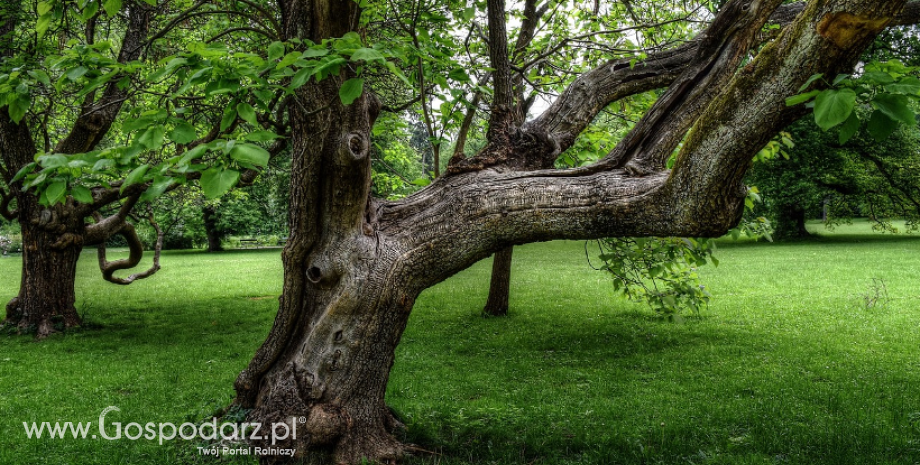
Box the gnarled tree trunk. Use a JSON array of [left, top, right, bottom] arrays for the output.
[[5, 195, 84, 337], [234, 0, 909, 463]]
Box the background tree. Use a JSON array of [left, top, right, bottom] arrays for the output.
[[747, 116, 920, 238], [0, 0, 287, 336]]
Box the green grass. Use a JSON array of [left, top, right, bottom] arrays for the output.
[[2, 222, 920, 464]]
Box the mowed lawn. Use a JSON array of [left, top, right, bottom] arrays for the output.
[[1, 223, 919, 464]]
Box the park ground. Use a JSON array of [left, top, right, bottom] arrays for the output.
[[1, 221, 919, 464]]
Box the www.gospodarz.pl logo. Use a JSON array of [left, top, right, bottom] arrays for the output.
[[23, 406, 300, 457]]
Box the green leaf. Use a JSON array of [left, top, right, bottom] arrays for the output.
[[885, 77, 920, 95], [103, 0, 121, 17], [267, 42, 285, 61], [832, 74, 849, 86], [866, 110, 898, 142], [448, 67, 470, 82], [37, 1, 52, 15], [137, 126, 166, 149], [205, 78, 239, 95], [276, 51, 301, 69], [290, 66, 314, 89], [76, 70, 118, 98], [872, 93, 916, 126], [45, 181, 67, 205], [38, 154, 68, 168], [797, 73, 824, 92], [8, 94, 30, 123], [71, 185, 94, 204], [11, 162, 36, 184], [229, 143, 270, 167], [220, 106, 237, 131], [350, 48, 385, 62], [36, 13, 52, 37], [838, 111, 860, 145], [411, 177, 431, 187], [302, 48, 329, 58], [177, 144, 208, 166], [140, 177, 174, 202], [122, 165, 149, 191], [28, 69, 51, 87], [123, 116, 156, 132], [862, 71, 895, 85], [785, 90, 819, 107], [170, 120, 197, 144], [813, 88, 856, 131], [244, 130, 281, 142], [65, 66, 89, 81], [312, 57, 346, 81], [92, 159, 115, 171], [338, 78, 364, 105], [236, 102, 258, 125], [200, 167, 240, 199]]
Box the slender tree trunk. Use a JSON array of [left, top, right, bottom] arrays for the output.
[[483, 246, 513, 316], [4, 195, 83, 337], [202, 206, 224, 252]]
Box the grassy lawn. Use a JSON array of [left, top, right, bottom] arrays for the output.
[[1, 222, 919, 464]]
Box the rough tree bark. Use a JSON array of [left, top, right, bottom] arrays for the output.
[[1, 113, 84, 336], [234, 0, 912, 463]]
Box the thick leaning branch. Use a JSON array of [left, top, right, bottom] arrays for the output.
[[668, 0, 908, 210], [385, 0, 909, 292], [610, 0, 785, 174], [525, 0, 920, 164]]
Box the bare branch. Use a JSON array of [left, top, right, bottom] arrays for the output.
[[141, 0, 209, 49], [447, 91, 482, 166], [208, 26, 278, 43], [518, 13, 702, 73], [96, 212, 163, 285], [380, 94, 422, 113], [0, 186, 17, 220], [84, 195, 141, 243]]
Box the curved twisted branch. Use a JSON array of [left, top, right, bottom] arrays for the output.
[[96, 212, 163, 285], [1, 187, 17, 220]]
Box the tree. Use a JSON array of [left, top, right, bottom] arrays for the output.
[[0, 0, 285, 336], [225, 1, 920, 463], [5, 0, 920, 462], [748, 116, 920, 238]]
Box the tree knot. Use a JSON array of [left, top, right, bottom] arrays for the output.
[[817, 12, 890, 49]]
